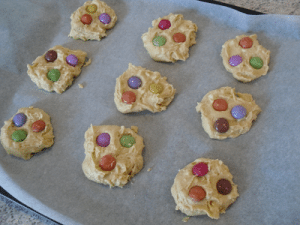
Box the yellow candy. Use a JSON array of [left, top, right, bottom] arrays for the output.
[[86, 4, 97, 14], [150, 83, 163, 94]]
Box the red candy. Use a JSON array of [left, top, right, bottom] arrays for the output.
[[122, 91, 136, 104], [213, 99, 228, 111], [32, 120, 46, 132], [192, 162, 209, 177], [158, 19, 171, 30], [189, 186, 206, 202], [99, 155, 116, 171], [173, 33, 186, 43], [239, 37, 253, 49], [81, 14, 93, 25]]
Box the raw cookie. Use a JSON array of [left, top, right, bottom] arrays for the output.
[[69, 0, 117, 41], [114, 63, 176, 113], [141, 13, 197, 62], [171, 158, 239, 219], [82, 125, 144, 188], [196, 87, 261, 139], [0, 107, 54, 160], [221, 34, 270, 82], [27, 45, 91, 94]]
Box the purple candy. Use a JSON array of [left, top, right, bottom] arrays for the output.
[[229, 55, 243, 67], [66, 54, 78, 67], [96, 133, 110, 147], [13, 113, 27, 127], [231, 105, 247, 119], [99, 13, 111, 24], [128, 76, 142, 89]]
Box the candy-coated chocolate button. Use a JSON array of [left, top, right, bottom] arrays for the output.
[[11, 130, 27, 142], [81, 14, 93, 25], [99, 154, 116, 171], [214, 118, 229, 133], [152, 36, 166, 47], [120, 135, 136, 148], [122, 91, 136, 104], [231, 105, 247, 119], [173, 33, 186, 43], [250, 57, 263, 69], [192, 162, 209, 177], [13, 113, 27, 127], [66, 54, 78, 67], [149, 83, 163, 94], [229, 55, 243, 67], [96, 133, 110, 147], [99, 13, 111, 24], [86, 4, 97, 14], [216, 179, 232, 195], [239, 37, 253, 49], [45, 50, 57, 62], [128, 76, 142, 89], [32, 120, 46, 132], [212, 99, 228, 111], [189, 186, 206, 202], [158, 19, 171, 30], [47, 69, 61, 82]]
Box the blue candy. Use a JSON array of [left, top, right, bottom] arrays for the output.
[[128, 76, 142, 89], [13, 113, 27, 127], [231, 105, 247, 119]]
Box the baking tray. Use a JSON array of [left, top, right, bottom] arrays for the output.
[[1, 0, 299, 224]]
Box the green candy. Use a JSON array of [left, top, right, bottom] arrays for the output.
[[120, 135, 136, 148], [152, 36, 166, 47], [12, 130, 27, 142], [47, 69, 61, 82], [250, 57, 263, 69]]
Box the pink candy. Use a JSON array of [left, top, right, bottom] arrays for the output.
[[192, 162, 209, 177], [158, 19, 171, 30]]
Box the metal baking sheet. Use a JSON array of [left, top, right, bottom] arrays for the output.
[[1, 0, 300, 224]]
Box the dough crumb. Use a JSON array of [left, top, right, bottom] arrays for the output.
[[147, 167, 152, 172], [78, 83, 84, 88], [182, 217, 190, 222]]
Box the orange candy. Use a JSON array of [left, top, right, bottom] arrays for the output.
[[32, 120, 46, 132], [99, 155, 116, 171], [189, 186, 206, 202], [122, 91, 136, 104], [173, 33, 186, 43], [239, 37, 253, 49], [81, 14, 93, 25], [212, 99, 228, 111]]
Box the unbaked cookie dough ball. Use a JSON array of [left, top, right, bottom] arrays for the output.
[[196, 87, 261, 139], [171, 158, 239, 219], [27, 45, 91, 94], [82, 125, 144, 188], [114, 63, 176, 113], [221, 34, 270, 82], [69, 0, 117, 41], [0, 107, 54, 160], [142, 13, 197, 62]]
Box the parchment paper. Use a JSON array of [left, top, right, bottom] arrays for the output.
[[1, 0, 300, 224]]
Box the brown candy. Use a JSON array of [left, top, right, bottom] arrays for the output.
[[216, 179, 232, 195], [81, 14, 93, 25], [99, 154, 116, 171], [45, 50, 57, 62], [214, 118, 229, 133], [239, 37, 253, 49]]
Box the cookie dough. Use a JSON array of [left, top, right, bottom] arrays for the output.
[[221, 34, 270, 82], [141, 13, 197, 62], [196, 87, 261, 139], [82, 125, 144, 188], [114, 63, 176, 113], [69, 0, 117, 41], [0, 107, 54, 160], [27, 45, 91, 94], [171, 158, 239, 219]]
